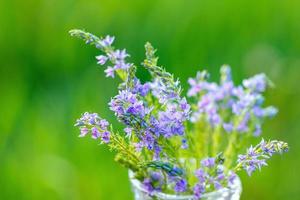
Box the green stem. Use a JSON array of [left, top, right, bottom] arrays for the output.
[[111, 133, 140, 164], [212, 126, 221, 156], [224, 131, 238, 169]]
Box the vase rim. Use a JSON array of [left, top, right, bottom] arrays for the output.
[[128, 170, 242, 199]]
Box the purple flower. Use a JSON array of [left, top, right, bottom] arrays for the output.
[[98, 119, 109, 130], [208, 112, 221, 127], [142, 172, 163, 194], [236, 113, 250, 133], [187, 78, 202, 97], [140, 83, 151, 96], [91, 127, 101, 139], [232, 94, 255, 115], [253, 124, 262, 137], [133, 142, 143, 152], [181, 138, 188, 149], [193, 183, 205, 199], [79, 127, 89, 137], [232, 86, 245, 98], [128, 79, 151, 97], [142, 178, 155, 194], [104, 66, 115, 78], [153, 145, 162, 159], [142, 131, 155, 150], [253, 106, 264, 118], [114, 60, 131, 70], [137, 82, 151, 96], [243, 74, 267, 93], [187, 71, 209, 97], [174, 179, 187, 193], [195, 169, 206, 182], [214, 181, 222, 190], [101, 35, 115, 47], [223, 122, 234, 133], [179, 98, 191, 117], [96, 55, 108, 65], [216, 173, 225, 181], [113, 49, 129, 60], [101, 131, 110, 143], [228, 172, 237, 185], [201, 158, 215, 168], [124, 127, 133, 137]]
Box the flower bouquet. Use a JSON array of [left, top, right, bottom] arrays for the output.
[[70, 29, 288, 200]]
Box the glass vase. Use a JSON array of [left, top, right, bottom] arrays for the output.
[[129, 171, 242, 200]]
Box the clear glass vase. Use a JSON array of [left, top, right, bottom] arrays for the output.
[[129, 171, 242, 200]]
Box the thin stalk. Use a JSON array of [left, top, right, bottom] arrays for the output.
[[224, 131, 238, 169], [212, 125, 222, 156]]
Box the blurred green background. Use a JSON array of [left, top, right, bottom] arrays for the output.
[[0, 0, 299, 199]]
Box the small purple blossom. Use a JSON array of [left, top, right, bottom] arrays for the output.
[[195, 169, 206, 182], [113, 49, 129, 60], [228, 172, 237, 186], [101, 131, 110, 143], [174, 179, 187, 193], [101, 35, 115, 47], [96, 55, 108, 65], [187, 71, 209, 97], [124, 127, 133, 137], [133, 142, 143, 152], [104, 66, 115, 78], [253, 106, 264, 118], [223, 122, 234, 133], [114, 60, 131, 70], [153, 145, 162, 159], [181, 138, 188, 149], [243, 73, 267, 93], [99, 119, 109, 130], [139, 83, 151, 96], [79, 127, 89, 137], [91, 127, 101, 139], [142, 131, 155, 150], [142, 171, 164, 194], [253, 124, 262, 137], [236, 113, 250, 133], [142, 178, 154, 194], [193, 183, 205, 199], [214, 181, 222, 190], [201, 158, 215, 168]]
